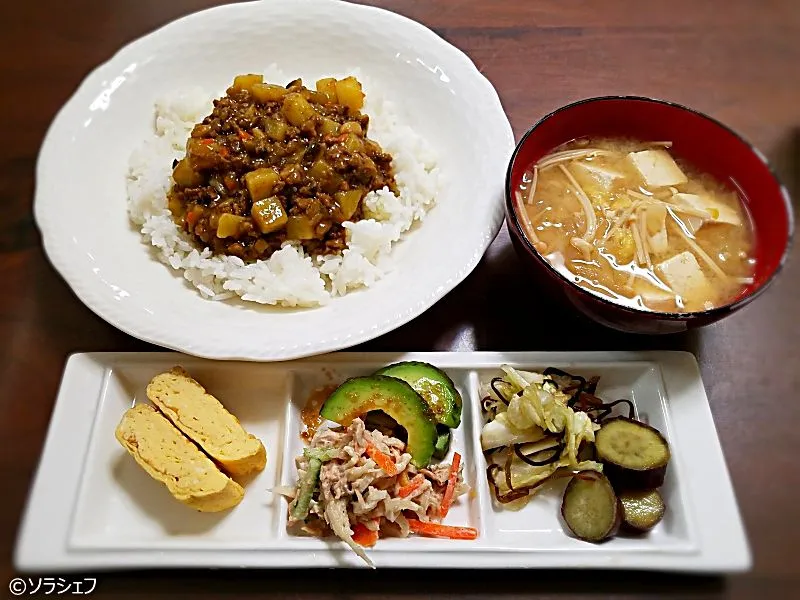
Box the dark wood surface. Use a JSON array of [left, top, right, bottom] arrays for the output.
[[2, 0, 799, 597]]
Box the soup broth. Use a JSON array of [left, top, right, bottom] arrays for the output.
[[515, 138, 756, 313]]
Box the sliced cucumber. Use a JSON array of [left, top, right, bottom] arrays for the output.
[[433, 427, 452, 460], [374, 361, 462, 428]]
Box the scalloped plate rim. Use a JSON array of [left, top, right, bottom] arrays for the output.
[[33, 0, 514, 361]]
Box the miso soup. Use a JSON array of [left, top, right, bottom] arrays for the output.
[[514, 138, 756, 313]]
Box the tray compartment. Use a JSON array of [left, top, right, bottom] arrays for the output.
[[470, 360, 696, 553], [68, 357, 290, 549], [276, 362, 482, 554]]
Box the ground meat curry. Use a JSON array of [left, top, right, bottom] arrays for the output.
[[167, 74, 397, 261]]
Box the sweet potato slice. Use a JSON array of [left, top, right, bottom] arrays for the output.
[[595, 417, 671, 489], [619, 489, 665, 533], [560, 471, 621, 542]]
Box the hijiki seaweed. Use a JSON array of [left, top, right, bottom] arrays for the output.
[[480, 366, 636, 506]]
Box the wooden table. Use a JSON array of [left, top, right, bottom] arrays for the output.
[[2, 1, 798, 597]]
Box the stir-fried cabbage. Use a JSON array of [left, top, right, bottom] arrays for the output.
[[481, 366, 599, 460], [480, 413, 548, 450], [481, 366, 603, 507]]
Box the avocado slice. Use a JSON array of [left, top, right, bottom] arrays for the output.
[[374, 361, 462, 428], [433, 427, 452, 460], [320, 375, 438, 467]]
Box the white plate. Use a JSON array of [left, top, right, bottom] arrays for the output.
[[15, 351, 750, 572], [33, 0, 514, 361]]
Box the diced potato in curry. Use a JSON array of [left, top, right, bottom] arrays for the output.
[[339, 121, 363, 136], [216, 213, 246, 238], [172, 158, 202, 187], [333, 190, 364, 223], [232, 74, 263, 93], [286, 216, 316, 240], [308, 159, 343, 194], [251, 197, 288, 234], [342, 134, 364, 154], [281, 93, 317, 126], [335, 76, 364, 111], [263, 117, 288, 142], [251, 83, 288, 103], [315, 78, 338, 104], [320, 118, 340, 136], [166, 73, 397, 262], [245, 168, 280, 202], [186, 138, 224, 171]]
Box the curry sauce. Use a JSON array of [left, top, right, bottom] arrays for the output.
[[168, 74, 397, 262]]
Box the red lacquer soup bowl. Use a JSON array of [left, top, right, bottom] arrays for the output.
[[505, 96, 794, 334]]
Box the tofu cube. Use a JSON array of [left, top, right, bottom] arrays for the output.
[[628, 150, 688, 188], [673, 193, 705, 211], [672, 193, 708, 232], [575, 162, 624, 186], [644, 205, 669, 254], [572, 162, 624, 199], [634, 280, 678, 311], [656, 251, 712, 299], [685, 215, 705, 234], [673, 193, 742, 227], [649, 228, 669, 254]]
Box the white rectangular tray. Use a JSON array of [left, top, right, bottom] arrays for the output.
[[14, 351, 750, 572]]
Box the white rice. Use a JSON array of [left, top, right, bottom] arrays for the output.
[[126, 68, 440, 306]]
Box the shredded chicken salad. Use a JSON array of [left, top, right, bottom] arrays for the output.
[[284, 418, 475, 566]]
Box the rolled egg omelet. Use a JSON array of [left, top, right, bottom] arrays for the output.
[[115, 404, 244, 512], [146, 367, 267, 477]]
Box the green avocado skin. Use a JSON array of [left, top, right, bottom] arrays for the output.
[[319, 375, 438, 467], [373, 362, 462, 428]]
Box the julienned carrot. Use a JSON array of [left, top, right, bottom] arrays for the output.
[[352, 522, 379, 547], [365, 443, 398, 476], [407, 519, 477, 540], [439, 452, 461, 518], [238, 130, 253, 141], [398, 474, 425, 498]]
